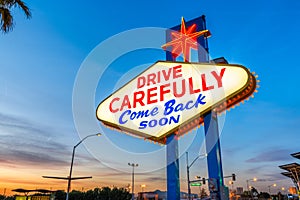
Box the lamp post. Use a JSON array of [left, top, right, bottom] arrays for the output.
[[268, 183, 277, 194], [229, 180, 234, 190], [66, 133, 102, 200], [246, 177, 257, 198], [186, 152, 207, 200], [141, 184, 146, 192], [246, 178, 257, 191], [128, 163, 138, 200]]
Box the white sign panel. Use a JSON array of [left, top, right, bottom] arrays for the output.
[[96, 61, 256, 143]]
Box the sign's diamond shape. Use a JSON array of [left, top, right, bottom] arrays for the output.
[[96, 61, 257, 144]]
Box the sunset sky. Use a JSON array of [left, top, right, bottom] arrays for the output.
[[0, 0, 300, 196]]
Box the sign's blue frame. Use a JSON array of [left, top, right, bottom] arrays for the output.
[[165, 15, 224, 200]]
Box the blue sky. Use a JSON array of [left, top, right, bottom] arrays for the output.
[[0, 0, 299, 195]]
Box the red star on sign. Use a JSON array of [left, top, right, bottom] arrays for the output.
[[162, 17, 211, 62]]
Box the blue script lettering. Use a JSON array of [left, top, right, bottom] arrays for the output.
[[119, 107, 159, 125], [139, 115, 180, 129], [164, 94, 206, 115]]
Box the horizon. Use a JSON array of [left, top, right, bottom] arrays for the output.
[[0, 0, 300, 197]]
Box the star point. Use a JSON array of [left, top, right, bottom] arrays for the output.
[[162, 17, 211, 62]]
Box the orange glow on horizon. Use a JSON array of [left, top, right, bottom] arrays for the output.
[[0, 164, 166, 196]]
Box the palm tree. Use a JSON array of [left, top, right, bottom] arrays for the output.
[[0, 0, 31, 33]]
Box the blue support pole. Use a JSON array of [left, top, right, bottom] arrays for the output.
[[166, 134, 180, 200], [204, 112, 224, 197], [198, 15, 224, 200], [164, 15, 224, 200], [165, 23, 180, 200], [165, 26, 180, 200]]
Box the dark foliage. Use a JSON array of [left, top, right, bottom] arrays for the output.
[[55, 187, 132, 200], [0, 0, 31, 33]]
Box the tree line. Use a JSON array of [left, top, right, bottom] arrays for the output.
[[0, 187, 132, 200]]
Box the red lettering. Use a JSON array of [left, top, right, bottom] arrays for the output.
[[120, 95, 131, 111], [201, 74, 214, 91], [157, 71, 161, 84], [109, 98, 120, 113], [162, 68, 172, 81], [211, 68, 226, 88], [147, 87, 158, 104], [173, 79, 186, 97], [147, 73, 156, 86], [188, 77, 201, 94], [137, 76, 146, 89], [160, 83, 171, 101], [133, 91, 145, 108], [173, 65, 182, 79]]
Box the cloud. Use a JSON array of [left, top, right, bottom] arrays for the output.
[[96, 172, 131, 177], [0, 112, 59, 138], [262, 173, 289, 181], [0, 112, 71, 168], [143, 176, 166, 182], [245, 165, 268, 174], [222, 146, 242, 157], [4, 178, 64, 186], [246, 148, 294, 163], [0, 148, 68, 167]]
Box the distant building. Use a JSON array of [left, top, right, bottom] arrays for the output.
[[16, 196, 51, 200], [13, 189, 54, 200], [279, 152, 300, 193], [289, 187, 297, 194], [138, 192, 160, 200], [236, 187, 243, 195]]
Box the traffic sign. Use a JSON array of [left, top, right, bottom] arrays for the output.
[[190, 183, 202, 186]]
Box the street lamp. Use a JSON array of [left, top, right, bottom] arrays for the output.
[[186, 152, 208, 200], [245, 177, 257, 198], [229, 180, 234, 190], [66, 133, 102, 200], [268, 183, 276, 194], [141, 184, 146, 192], [128, 163, 138, 200], [246, 178, 257, 191]]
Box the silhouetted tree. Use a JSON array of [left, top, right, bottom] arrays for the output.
[[100, 187, 111, 199], [54, 187, 132, 200], [9, 187, 132, 200], [1, 196, 14, 200], [200, 188, 208, 198], [0, 0, 31, 33], [69, 190, 85, 200], [84, 189, 96, 199], [110, 187, 131, 200], [278, 192, 284, 200], [259, 192, 271, 199], [241, 191, 251, 198], [54, 190, 66, 200]]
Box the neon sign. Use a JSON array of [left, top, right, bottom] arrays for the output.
[[96, 61, 257, 144], [162, 17, 211, 61]]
